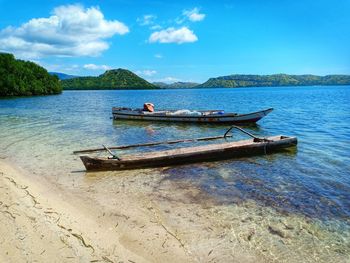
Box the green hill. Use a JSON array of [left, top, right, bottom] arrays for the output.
[[0, 53, 61, 97], [62, 69, 158, 90], [197, 74, 350, 88], [153, 81, 200, 89]]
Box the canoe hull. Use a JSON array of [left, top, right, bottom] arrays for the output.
[[112, 108, 273, 124], [80, 135, 297, 171]]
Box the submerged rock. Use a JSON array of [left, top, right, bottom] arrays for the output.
[[268, 225, 289, 238]]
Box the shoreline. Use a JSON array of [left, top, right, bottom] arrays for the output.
[[0, 160, 193, 262], [0, 159, 261, 262], [1, 158, 349, 263]]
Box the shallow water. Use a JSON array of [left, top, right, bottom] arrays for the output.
[[1, 86, 350, 262]]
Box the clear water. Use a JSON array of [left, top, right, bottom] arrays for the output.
[[1, 86, 350, 261]]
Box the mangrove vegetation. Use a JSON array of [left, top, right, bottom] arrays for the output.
[[0, 53, 61, 97]]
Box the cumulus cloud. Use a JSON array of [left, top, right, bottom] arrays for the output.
[[83, 64, 111, 70], [183, 8, 206, 22], [0, 4, 129, 59], [149, 27, 197, 44], [136, 70, 157, 76]]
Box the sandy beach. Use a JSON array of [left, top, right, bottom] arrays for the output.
[[1, 157, 348, 263], [0, 160, 260, 262], [0, 159, 193, 262], [0, 162, 190, 262]]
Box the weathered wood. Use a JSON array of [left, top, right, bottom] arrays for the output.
[[102, 144, 121, 160], [80, 135, 297, 171], [224, 125, 271, 142], [73, 134, 233, 154]]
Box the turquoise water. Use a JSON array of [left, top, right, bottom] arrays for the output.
[[1, 86, 350, 260]]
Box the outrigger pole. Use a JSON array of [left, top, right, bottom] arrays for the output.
[[73, 126, 266, 155]]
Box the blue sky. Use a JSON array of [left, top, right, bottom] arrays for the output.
[[0, 0, 349, 83]]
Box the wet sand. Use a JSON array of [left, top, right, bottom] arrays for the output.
[[1, 159, 349, 263], [0, 160, 192, 262], [0, 160, 259, 262]]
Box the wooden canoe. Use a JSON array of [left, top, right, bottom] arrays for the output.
[[112, 107, 273, 124], [80, 135, 297, 171]]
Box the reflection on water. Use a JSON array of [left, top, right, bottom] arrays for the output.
[[112, 118, 261, 129]]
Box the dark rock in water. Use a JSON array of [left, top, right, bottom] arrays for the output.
[[280, 220, 295, 230], [241, 216, 253, 223], [268, 225, 289, 238], [247, 229, 255, 241]]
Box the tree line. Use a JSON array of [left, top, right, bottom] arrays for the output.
[[0, 53, 62, 97]]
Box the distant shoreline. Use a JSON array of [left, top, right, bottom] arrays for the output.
[[54, 71, 350, 90], [2, 84, 348, 99], [60, 84, 350, 91]]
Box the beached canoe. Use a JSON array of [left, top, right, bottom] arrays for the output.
[[79, 135, 297, 171], [112, 107, 273, 124]]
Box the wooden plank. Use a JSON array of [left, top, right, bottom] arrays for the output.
[[120, 136, 274, 160]]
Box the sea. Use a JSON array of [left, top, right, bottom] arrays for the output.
[[0, 86, 349, 262]]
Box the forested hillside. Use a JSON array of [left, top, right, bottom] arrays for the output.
[[0, 53, 61, 96]]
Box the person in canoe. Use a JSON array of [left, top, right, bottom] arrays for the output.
[[143, 102, 154, 112]]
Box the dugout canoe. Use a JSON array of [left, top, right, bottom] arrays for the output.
[[112, 107, 273, 124], [79, 135, 297, 171]]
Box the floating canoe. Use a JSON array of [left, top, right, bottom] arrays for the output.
[[79, 130, 297, 171], [112, 107, 273, 124]]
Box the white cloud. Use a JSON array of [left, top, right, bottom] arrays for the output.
[[83, 64, 111, 70], [174, 17, 186, 25], [136, 70, 157, 76], [183, 8, 206, 22], [137, 14, 161, 30], [155, 76, 181, 83], [150, 25, 162, 30], [0, 4, 129, 59], [137, 14, 156, 26], [149, 27, 198, 44], [154, 54, 163, 59]]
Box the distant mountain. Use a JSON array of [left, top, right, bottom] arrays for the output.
[[49, 72, 79, 80], [153, 81, 200, 89], [0, 53, 61, 96], [197, 74, 350, 88], [61, 69, 158, 90]]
